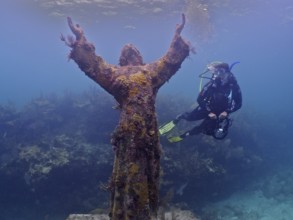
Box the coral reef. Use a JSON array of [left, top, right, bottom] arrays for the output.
[[0, 90, 115, 220], [0, 89, 272, 220]]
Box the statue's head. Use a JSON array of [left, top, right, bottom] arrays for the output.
[[119, 44, 143, 66]]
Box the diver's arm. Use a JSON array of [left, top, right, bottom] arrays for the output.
[[197, 81, 213, 112], [150, 14, 191, 89], [227, 82, 242, 113]]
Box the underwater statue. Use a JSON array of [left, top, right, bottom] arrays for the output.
[[62, 14, 191, 220]]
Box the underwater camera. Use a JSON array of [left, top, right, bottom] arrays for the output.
[[203, 117, 232, 140], [212, 117, 232, 140]]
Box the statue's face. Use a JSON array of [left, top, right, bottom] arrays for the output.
[[119, 44, 143, 66]]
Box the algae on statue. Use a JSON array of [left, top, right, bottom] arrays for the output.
[[62, 14, 191, 220]]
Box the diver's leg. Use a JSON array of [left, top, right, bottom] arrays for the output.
[[159, 106, 205, 135], [179, 117, 211, 139], [167, 107, 209, 142], [175, 106, 207, 123], [179, 126, 202, 139]]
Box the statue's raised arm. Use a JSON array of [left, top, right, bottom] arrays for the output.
[[149, 14, 191, 89], [61, 17, 117, 96]]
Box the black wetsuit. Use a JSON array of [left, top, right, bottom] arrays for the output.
[[180, 71, 242, 136]]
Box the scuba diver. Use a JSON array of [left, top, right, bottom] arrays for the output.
[[159, 61, 242, 143]]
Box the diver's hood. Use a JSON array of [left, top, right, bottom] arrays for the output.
[[204, 62, 231, 86], [207, 61, 230, 74], [199, 61, 239, 89]]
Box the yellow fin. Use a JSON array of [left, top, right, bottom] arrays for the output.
[[159, 121, 175, 135], [167, 136, 183, 143]]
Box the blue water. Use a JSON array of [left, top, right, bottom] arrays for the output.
[[1, 0, 293, 219], [1, 1, 293, 112]]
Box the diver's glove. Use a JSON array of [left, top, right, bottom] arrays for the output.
[[208, 112, 217, 120], [219, 111, 228, 120]]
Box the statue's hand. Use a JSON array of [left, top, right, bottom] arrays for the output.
[[61, 17, 86, 48], [175, 13, 186, 35], [67, 17, 84, 41]]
